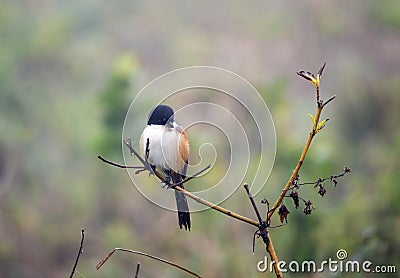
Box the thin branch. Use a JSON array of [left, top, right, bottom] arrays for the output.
[[123, 138, 165, 178], [170, 164, 212, 188], [269, 223, 287, 229], [243, 183, 263, 224], [266, 238, 282, 278], [266, 64, 334, 222], [134, 262, 141, 278], [117, 139, 259, 227], [284, 194, 309, 204], [173, 184, 258, 227], [123, 138, 146, 165], [323, 95, 336, 108], [97, 155, 142, 169], [97, 63, 343, 278], [266, 105, 322, 221], [287, 166, 351, 191], [69, 229, 85, 278], [96, 248, 203, 278], [265, 63, 334, 278], [317, 62, 326, 76], [98, 153, 211, 189], [316, 62, 326, 102]]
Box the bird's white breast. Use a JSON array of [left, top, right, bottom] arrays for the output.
[[140, 125, 183, 172]]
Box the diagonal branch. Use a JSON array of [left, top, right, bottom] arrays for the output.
[[134, 262, 141, 278], [243, 183, 263, 223], [97, 155, 143, 169], [173, 183, 258, 227], [266, 239, 281, 276], [266, 64, 334, 222], [96, 63, 342, 278], [170, 165, 212, 188], [264, 63, 335, 278], [69, 229, 85, 278], [99, 140, 259, 227], [96, 248, 203, 278], [266, 106, 321, 221]]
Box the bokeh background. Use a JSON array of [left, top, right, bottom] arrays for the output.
[[1, 1, 399, 277]]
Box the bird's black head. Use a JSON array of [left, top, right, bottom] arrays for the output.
[[147, 105, 175, 126]]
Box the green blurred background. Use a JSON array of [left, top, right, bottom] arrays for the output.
[[1, 1, 399, 277]]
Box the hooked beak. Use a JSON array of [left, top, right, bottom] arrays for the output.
[[166, 119, 175, 128]]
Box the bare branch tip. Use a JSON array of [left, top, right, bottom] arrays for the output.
[[296, 70, 313, 81], [318, 62, 326, 76], [134, 262, 141, 278], [69, 228, 86, 278], [96, 248, 202, 277], [322, 95, 336, 107]]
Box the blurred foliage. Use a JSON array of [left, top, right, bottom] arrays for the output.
[[96, 54, 139, 156], [369, 0, 400, 29], [0, 1, 399, 278]]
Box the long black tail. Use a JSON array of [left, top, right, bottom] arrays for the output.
[[173, 182, 191, 231]]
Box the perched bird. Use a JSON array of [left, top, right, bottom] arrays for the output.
[[139, 105, 191, 230]]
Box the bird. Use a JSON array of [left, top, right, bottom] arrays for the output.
[[139, 104, 191, 231]]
